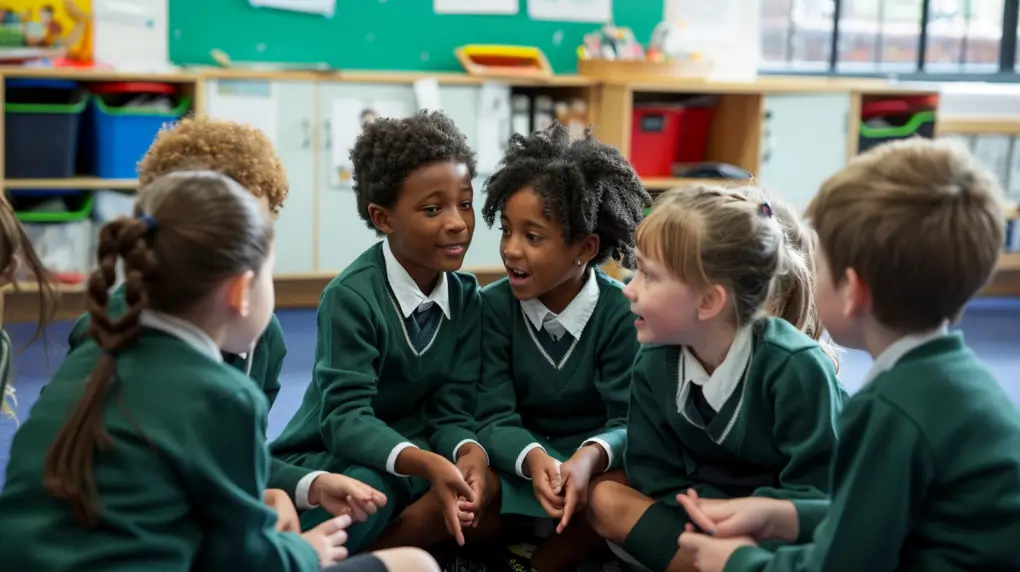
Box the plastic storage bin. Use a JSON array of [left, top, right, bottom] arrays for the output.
[[858, 96, 938, 154], [88, 82, 191, 179], [13, 193, 95, 281], [4, 78, 87, 178], [630, 99, 715, 178]]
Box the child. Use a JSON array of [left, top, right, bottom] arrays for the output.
[[63, 116, 383, 522], [0, 171, 361, 570], [587, 185, 848, 572], [677, 139, 1020, 572], [270, 111, 494, 555], [0, 193, 58, 420], [475, 123, 650, 572]]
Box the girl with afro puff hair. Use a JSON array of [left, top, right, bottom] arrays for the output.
[[475, 122, 651, 572], [270, 111, 497, 558]]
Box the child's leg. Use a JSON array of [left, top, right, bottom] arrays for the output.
[[587, 477, 694, 572], [322, 548, 441, 572], [528, 469, 627, 572], [369, 467, 502, 550]]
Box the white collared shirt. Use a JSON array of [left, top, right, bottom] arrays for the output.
[[861, 323, 950, 386], [520, 269, 600, 341], [678, 325, 754, 413], [378, 239, 487, 476], [382, 239, 451, 320], [139, 310, 223, 362]]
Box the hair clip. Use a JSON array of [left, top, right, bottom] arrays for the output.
[[138, 214, 158, 232], [759, 201, 773, 218]]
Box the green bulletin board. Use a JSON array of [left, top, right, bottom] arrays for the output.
[[168, 0, 663, 73]]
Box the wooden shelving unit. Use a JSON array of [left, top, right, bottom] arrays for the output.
[[3, 178, 137, 191]]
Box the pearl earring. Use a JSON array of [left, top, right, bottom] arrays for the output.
[[575, 259, 583, 266]]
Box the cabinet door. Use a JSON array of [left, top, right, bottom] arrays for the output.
[[204, 79, 317, 275], [757, 94, 851, 214]]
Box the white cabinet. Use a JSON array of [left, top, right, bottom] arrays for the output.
[[757, 94, 852, 214]]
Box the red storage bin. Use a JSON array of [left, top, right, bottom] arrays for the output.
[[630, 103, 715, 178]]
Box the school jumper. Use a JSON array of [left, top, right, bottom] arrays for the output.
[[269, 240, 484, 552], [0, 311, 319, 572], [725, 329, 1020, 572], [621, 317, 847, 572], [65, 286, 318, 507], [477, 268, 638, 516]]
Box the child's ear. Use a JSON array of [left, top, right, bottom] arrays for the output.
[[577, 233, 600, 265], [367, 204, 394, 235], [843, 267, 871, 318], [225, 270, 255, 317], [697, 284, 728, 322]]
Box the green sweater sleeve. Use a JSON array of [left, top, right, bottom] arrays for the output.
[[476, 291, 543, 477], [426, 281, 483, 462], [583, 305, 639, 471], [723, 396, 932, 572], [316, 284, 412, 473], [189, 387, 319, 572], [792, 499, 830, 543], [752, 347, 847, 502], [257, 314, 287, 409]]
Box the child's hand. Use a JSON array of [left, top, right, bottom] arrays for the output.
[[525, 448, 564, 518], [302, 514, 352, 566], [264, 488, 301, 533], [676, 489, 798, 542], [455, 445, 490, 528], [425, 455, 476, 546], [308, 472, 388, 522], [678, 531, 756, 572], [555, 456, 593, 534]]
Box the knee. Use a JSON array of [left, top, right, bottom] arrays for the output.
[[373, 547, 441, 572], [586, 479, 622, 538]]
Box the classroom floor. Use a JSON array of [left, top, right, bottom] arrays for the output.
[[2, 302, 1020, 491]]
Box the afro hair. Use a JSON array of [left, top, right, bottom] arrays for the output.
[[481, 122, 651, 268], [349, 110, 477, 234], [137, 116, 289, 213]]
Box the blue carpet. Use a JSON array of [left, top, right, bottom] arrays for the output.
[[3, 305, 1020, 492]]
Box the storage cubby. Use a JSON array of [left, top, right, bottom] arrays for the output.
[[856, 93, 939, 155]]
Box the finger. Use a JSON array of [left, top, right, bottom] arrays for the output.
[[677, 531, 711, 551], [548, 469, 563, 495], [452, 478, 476, 504], [327, 528, 349, 547], [685, 523, 696, 532], [457, 498, 481, 513], [713, 515, 752, 538], [458, 509, 475, 525], [347, 501, 369, 522], [446, 505, 466, 546], [324, 514, 352, 532], [677, 494, 716, 535], [372, 491, 389, 506], [557, 489, 577, 534], [536, 493, 564, 519], [330, 546, 349, 563]]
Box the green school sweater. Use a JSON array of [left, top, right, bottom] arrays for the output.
[[269, 243, 480, 473], [476, 270, 638, 474], [0, 329, 319, 572], [625, 317, 847, 505], [726, 333, 1020, 572], [66, 287, 309, 497]]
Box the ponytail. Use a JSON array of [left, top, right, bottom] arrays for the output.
[[43, 217, 154, 527]]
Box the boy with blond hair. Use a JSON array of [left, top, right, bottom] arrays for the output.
[[675, 138, 1020, 572]]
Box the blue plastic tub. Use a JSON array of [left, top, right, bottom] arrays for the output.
[[88, 82, 191, 179], [4, 78, 87, 179]]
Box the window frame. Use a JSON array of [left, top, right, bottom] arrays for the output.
[[759, 0, 1020, 82]]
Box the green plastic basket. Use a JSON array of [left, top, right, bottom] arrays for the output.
[[15, 194, 94, 223], [93, 95, 192, 117], [5, 92, 88, 114], [859, 110, 936, 139]]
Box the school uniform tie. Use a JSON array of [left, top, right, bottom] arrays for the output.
[[407, 302, 442, 353], [534, 319, 575, 364]]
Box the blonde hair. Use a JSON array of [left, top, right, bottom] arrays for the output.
[[807, 138, 1006, 331], [637, 184, 835, 362]]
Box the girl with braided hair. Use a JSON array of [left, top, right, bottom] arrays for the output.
[[0, 171, 439, 572]]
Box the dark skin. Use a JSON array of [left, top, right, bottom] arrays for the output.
[[499, 187, 611, 572], [366, 160, 499, 549]]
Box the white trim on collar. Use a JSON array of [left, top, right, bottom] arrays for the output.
[[520, 269, 600, 341], [382, 239, 451, 319], [862, 323, 949, 386], [139, 310, 223, 363], [678, 325, 753, 412]]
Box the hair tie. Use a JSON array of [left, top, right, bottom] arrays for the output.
[[759, 201, 773, 218], [138, 214, 158, 232]]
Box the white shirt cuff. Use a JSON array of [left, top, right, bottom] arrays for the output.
[[515, 442, 546, 480], [386, 442, 419, 476], [452, 439, 489, 465], [295, 470, 328, 510], [580, 437, 613, 473]]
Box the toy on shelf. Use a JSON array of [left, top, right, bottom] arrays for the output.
[[576, 21, 711, 79], [455, 44, 552, 78]]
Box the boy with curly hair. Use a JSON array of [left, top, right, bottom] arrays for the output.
[[270, 111, 495, 556], [67, 116, 385, 529]]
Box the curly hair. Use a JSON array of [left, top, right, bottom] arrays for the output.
[[481, 123, 651, 268], [350, 110, 477, 234], [137, 116, 289, 213]]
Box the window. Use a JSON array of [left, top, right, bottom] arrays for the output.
[[761, 0, 1019, 78]]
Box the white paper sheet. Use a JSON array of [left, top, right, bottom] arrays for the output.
[[249, 0, 335, 18], [206, 80, 278, 149], [331, 99, 413, 187], [477, 82, 511, 175], [527, 0, 611, 23], [414, 79, 442, 112], [434, 0, 518, 14]]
